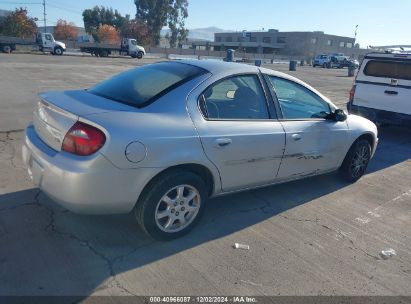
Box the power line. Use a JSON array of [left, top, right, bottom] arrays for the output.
[[1, 2, 42, 4], [47, 3, 82, 15]]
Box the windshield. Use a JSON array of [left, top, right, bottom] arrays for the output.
[[130, 39, 137, 46], [89, 62, 207, 108]]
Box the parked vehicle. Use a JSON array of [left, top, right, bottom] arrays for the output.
[[313, 54, 354, 68], [348, 52, 411, 127], [344, 58, 360, 69], [22, 60, 378, 240], [0, 33, 66, 55], [313, 54, 330, 68], [330, 53, 348, 62], [79, 38, 146, 58]]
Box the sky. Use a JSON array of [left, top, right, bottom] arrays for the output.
[[1, 0, 410, 48]]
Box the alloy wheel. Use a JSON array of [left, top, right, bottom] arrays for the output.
[[350, 145, 370, 179], [155, 184, 201, 233]]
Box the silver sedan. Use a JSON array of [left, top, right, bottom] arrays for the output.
[[22, 60, 378, 240]]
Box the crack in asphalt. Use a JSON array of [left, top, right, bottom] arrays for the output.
[[1, 133, 153, 295], [42, 202, 145, 296], [0, 190, 41, 213], [250, 192, 382, 261], [0, 129, 24, 140], [0, 130, 25, 170]]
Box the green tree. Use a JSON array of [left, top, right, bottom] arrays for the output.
[[135, 0, 189, 46], [167, 0, 189, 47], [82, 6, 128, 41], [0, 7, 37, 38]]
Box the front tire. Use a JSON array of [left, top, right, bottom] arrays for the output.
[[135, 171, 207, 241], [54, 47, 63, 56], [339, 139, 372, 182], [137, 51, 144, 59]]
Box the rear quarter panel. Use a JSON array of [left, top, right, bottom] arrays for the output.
[[82, 74, 222, 191]]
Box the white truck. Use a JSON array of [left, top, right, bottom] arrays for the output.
[[348, 51, 411, 127], [0, 32, 66, 55], [79, 38, 146, 59]]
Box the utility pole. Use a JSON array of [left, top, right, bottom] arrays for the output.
[[354, 25, 358, 45], [353, 25, 358, 59], [43, 0, 46, 33]]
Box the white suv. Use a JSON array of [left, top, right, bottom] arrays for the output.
[[348, 52, 411, 127]]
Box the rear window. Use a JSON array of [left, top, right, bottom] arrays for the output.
[[364, 60, 411, 80], [89, 62, 207, 108]]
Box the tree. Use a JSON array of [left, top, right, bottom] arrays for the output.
[[135, 0, 189, 46], [82, 6, 128, 41], [0, 7, 37, 38], [96, 24, 120, 44], [53, 19, 78, 41], [120, 19, 151, 45], [167, 0, 189, 47]]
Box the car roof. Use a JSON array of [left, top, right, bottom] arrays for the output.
[[177, 59, 295, 79], [178, 59, 260, 74], [174, 59, 333, 105]]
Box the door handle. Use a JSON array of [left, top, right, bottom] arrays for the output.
[[292, 134, 302, 141], [214, 138, 232, 148], [384, 90, 398, 95]]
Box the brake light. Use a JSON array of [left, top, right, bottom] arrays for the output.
[[349, 85, 356, 103], [62, 121, 106, 156]]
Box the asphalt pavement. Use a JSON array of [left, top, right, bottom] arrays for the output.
[[0, 53, 410, 297]]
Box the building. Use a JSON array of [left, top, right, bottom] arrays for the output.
[[0, 9, 11, 20], [211, 29, 357, 59]]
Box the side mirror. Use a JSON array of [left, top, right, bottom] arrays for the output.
[[334, 109, 347, 122]]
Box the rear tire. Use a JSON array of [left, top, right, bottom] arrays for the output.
[[2, 45, 12, 53], [339, 139, 372, 183], [135, 171, 207, 241]]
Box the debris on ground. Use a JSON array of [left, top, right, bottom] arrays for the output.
[[380, 249, 396, 259], [233, 243, 250, 250]]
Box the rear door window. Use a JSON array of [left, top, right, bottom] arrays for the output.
[[201, 75, 270, 120], [364, 60, 411, 80]]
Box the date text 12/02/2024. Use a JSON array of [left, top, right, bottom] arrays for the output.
[[149, 297, 257, 303]]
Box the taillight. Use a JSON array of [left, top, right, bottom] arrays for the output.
[[349, 85, 356, 103], [62, 121, 106, 156]]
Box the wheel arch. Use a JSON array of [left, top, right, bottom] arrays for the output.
[[138, 163, 216, 205], [339, 131, 377, 169], [357, 132, 376, 150]]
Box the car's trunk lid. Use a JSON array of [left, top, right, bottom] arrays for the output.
[[34, 90, 133, 151]]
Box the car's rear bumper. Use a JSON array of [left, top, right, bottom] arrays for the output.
[[22, 124, 161, 214], [348, 103, 411, 128]]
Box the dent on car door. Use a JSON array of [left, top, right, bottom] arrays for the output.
[[265, 75, 349, 179], [190, 74, 286, 192]]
